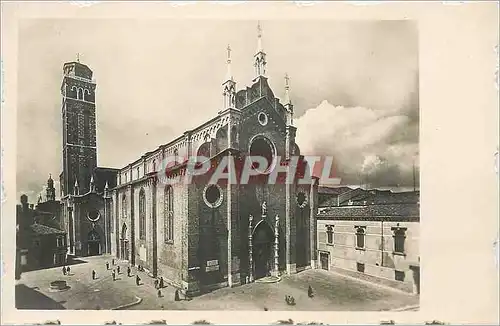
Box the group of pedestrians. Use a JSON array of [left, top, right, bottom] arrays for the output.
[[61, 266, 71, 275], [66, 257, 180, 301]]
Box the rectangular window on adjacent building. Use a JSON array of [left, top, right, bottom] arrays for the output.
[[392, 227, 407, 255], [56, 236, 65, 247], [326, 225, 334, 245], [356, 262, 365, 273], [395, 270, 405, 282]]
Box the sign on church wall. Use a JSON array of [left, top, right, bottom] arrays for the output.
[[206, 259, 219, 272]]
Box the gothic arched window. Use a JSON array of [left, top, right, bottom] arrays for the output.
[[173, 148, 179, 165], [139, 188, 146, 240], [78, 88, 84, 100], [121, 194, 127, 218], [164, 186, 174, 243], [355, 226, 366, 249]]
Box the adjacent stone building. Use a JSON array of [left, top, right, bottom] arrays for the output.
[[108, 26, 318, 295], [16, 195, 68, 272], [317, 188, 420, 294]]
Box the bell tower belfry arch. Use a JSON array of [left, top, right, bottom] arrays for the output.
[[60, 56, 98, 196]]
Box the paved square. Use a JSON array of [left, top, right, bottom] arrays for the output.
[[16, 255, 418, 311]]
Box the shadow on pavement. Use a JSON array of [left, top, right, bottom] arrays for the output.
[[16, 284, 66, 310]]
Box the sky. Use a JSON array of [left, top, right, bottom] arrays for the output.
[[16, 19, 419, 202]]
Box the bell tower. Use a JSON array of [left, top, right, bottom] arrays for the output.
[[60, 55, 97, 196], [46, 174, 56, 201]]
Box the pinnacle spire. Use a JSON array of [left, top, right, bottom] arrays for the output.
[[90, 174, 96, 192], [223, 44, 236, 110], [224, 44, 233, 82], [256, 21, 263, 54], [284, 73, 292, 105], [254, 21, 267, 79], [38, 193, 43, 204], [74, 178, 79, 195], [284, 73, 293, 126]]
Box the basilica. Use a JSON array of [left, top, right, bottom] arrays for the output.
[[57, 24, 319, 296]]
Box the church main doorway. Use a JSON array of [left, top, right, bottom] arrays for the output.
[[252, 221, 274, 279], [87, 230, 101, 256]]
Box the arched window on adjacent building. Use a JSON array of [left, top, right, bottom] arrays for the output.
[[121, 194, 127, 218], [152, 159, 156, 173], [392, 227, 407, 254], [326, 225, 334, 245], [139, 188, 146, 240], [164, 185, 174, 243], [355, 226, 366, 249]]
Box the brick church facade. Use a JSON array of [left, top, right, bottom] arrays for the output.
[[58, 58, 118, 258], [58, 25, 318, 295]]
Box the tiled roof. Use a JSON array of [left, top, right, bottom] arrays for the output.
[[318, 203, 419, 221], [318, 186, 353, 195], [30, 223, 66, 235]]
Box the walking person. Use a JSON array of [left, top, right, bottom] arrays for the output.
[[157, 289, 162, 298], [159, 277, 164, 289], [154, 279, 159, 289], [112, 258, 115, 265], [62, 266, 66, 275], [136, 275, 141, 286], [106, 262, 110, 270], [112, 270, 116, 281], [308, 285, 314, 298], [127, 266, 131, 277], [66, 266, 71, 275], [92, 270, 96, 280], [117, 266, 120, 274]]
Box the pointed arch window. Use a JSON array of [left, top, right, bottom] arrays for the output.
[[121, 194, 127, 218], [139, 188, 146, 240], [173, 148, 179, 165], [164, 186, 174, 243]]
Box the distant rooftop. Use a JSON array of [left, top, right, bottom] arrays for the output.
[[30, 223, 66, 235]]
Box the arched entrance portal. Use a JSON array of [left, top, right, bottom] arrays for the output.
[[87, 230, 101, 256], [252, 220, 274, 279], [120, 224, 129, 261]]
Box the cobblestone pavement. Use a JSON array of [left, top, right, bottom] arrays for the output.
[[16, 255, 419, 311]]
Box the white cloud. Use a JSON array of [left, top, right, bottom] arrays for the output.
[[294, 100, 418, 187]]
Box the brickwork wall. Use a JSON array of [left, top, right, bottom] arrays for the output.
[[156, 182, 187, 286], [73, 194, 106, 256]]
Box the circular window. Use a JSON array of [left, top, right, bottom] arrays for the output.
[[249, 136, 277, 174], [87, 210, 101, 222], [203, 184, 223, 208], [297, 192, 308, 208], [258, 112, 268, 126]]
